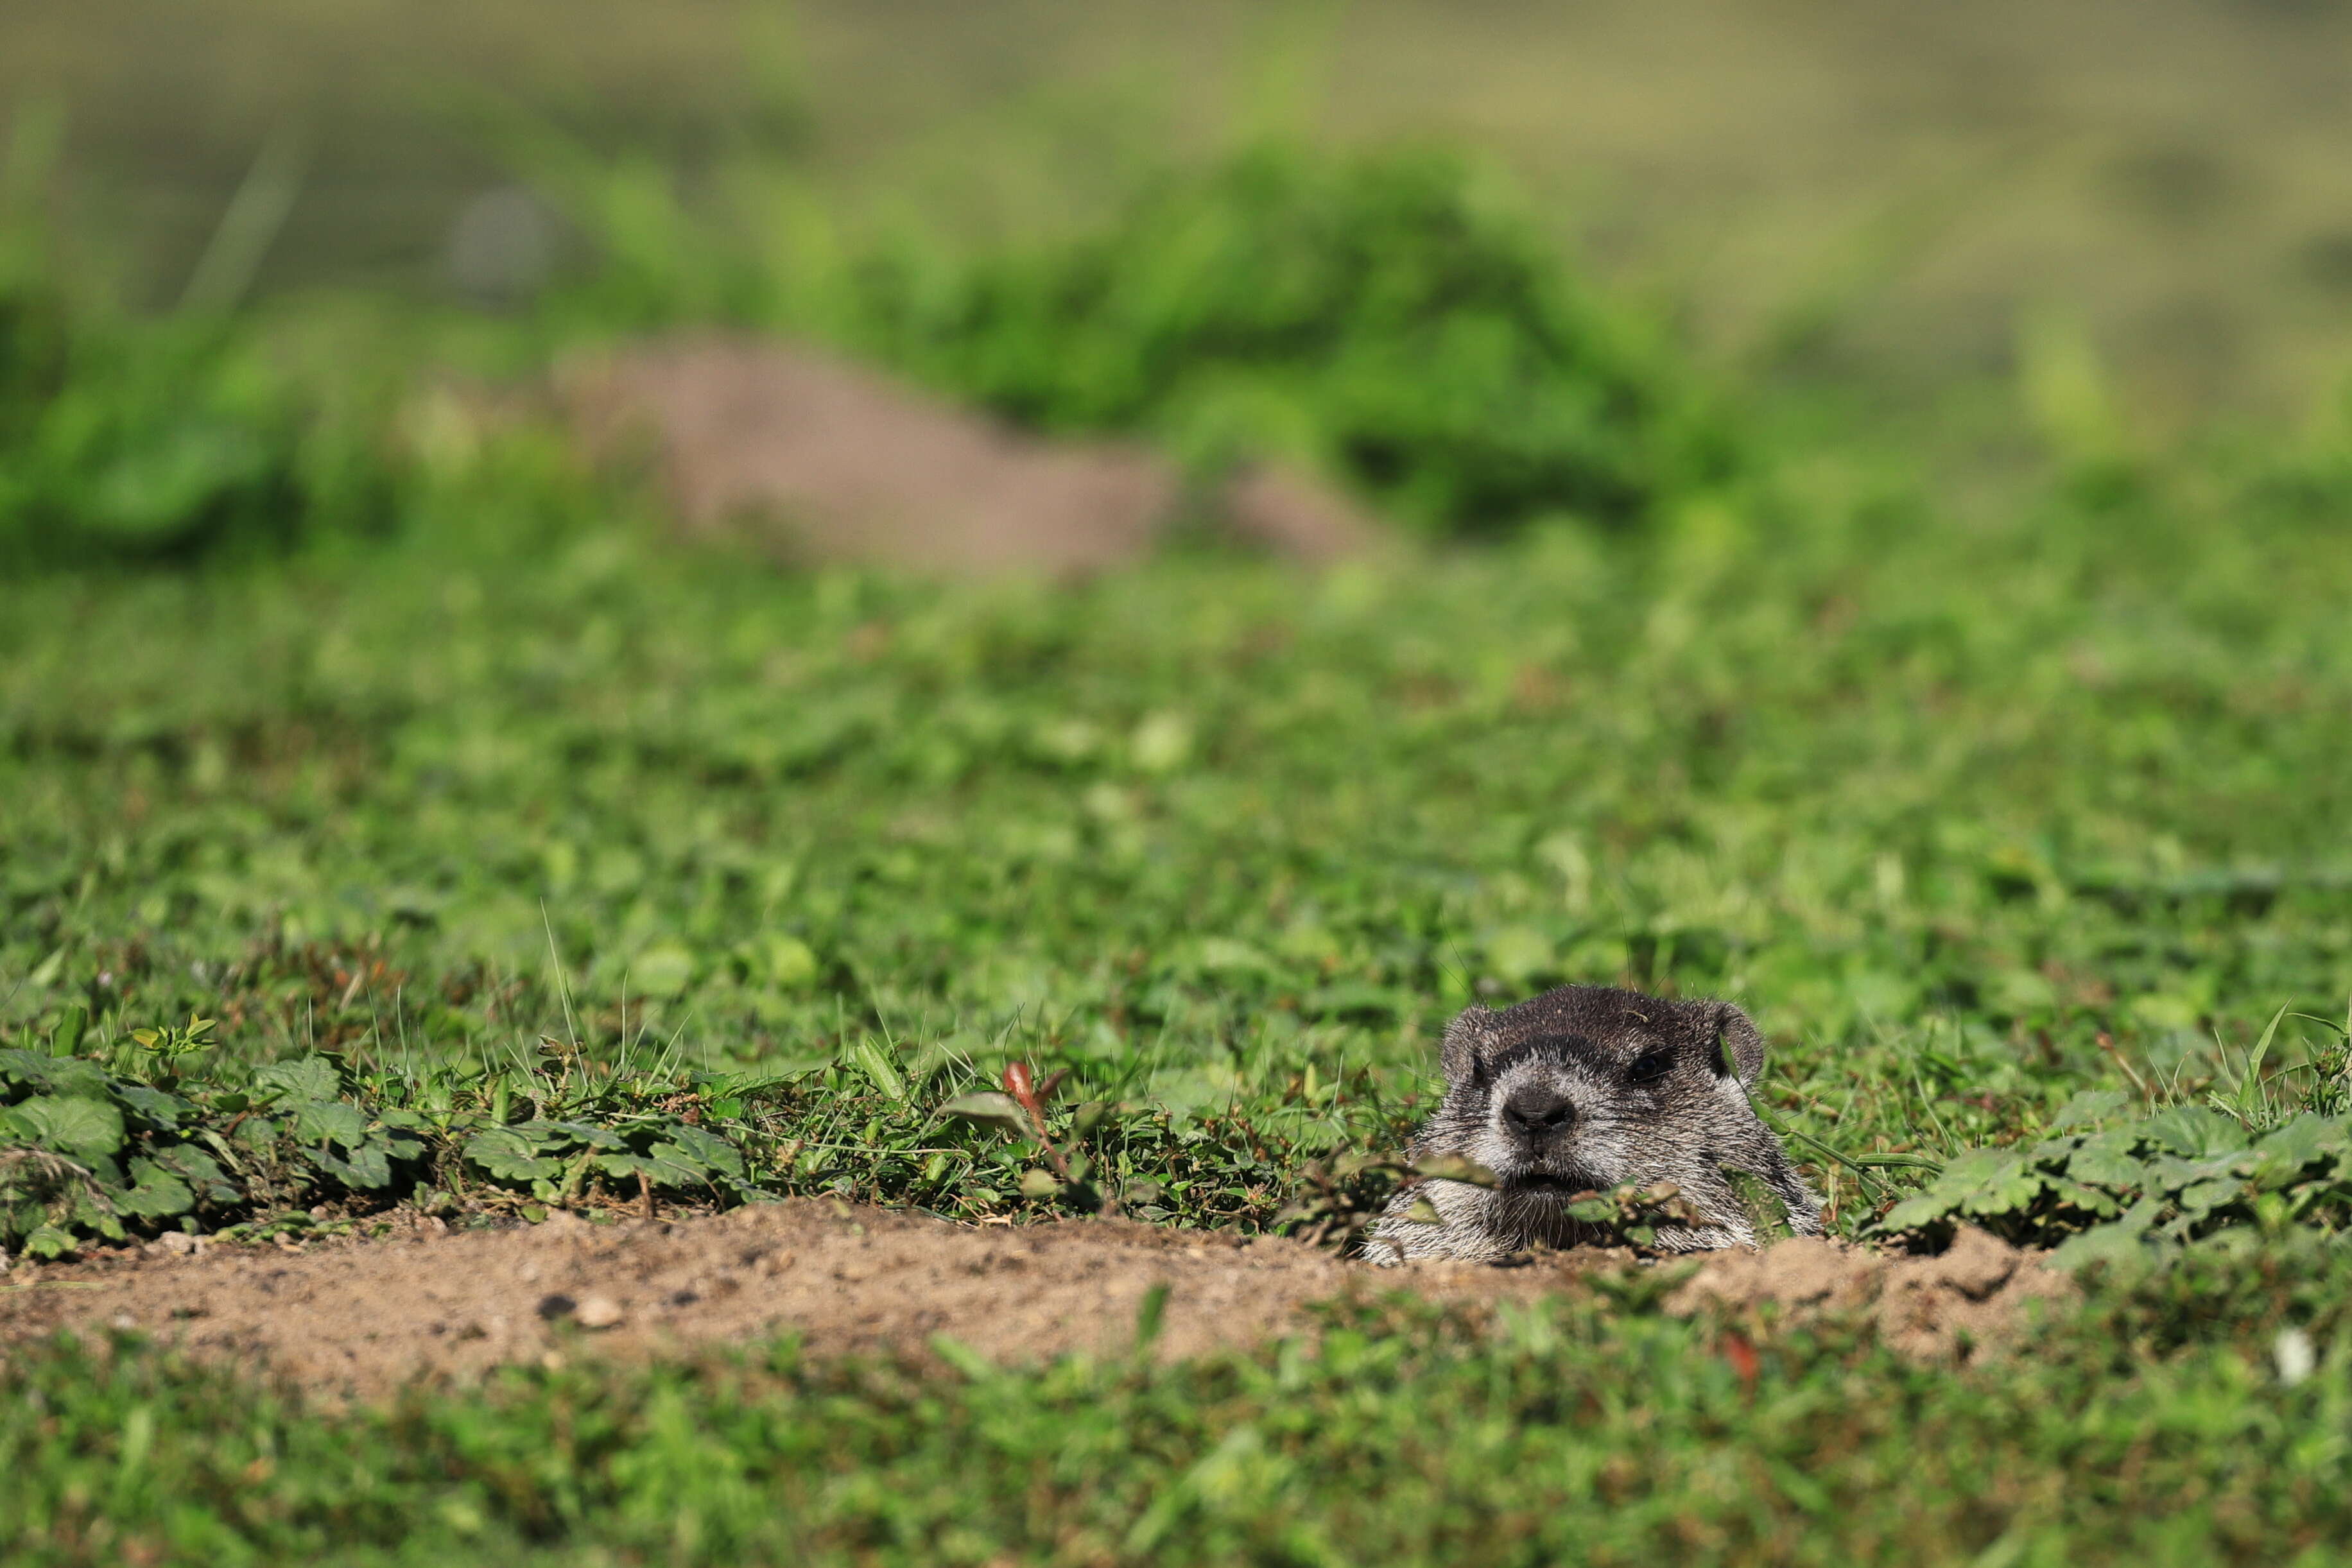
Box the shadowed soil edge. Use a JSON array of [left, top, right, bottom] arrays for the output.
[[0, 1203, 2071, 1397]]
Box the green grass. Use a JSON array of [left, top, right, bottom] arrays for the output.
[[11, 100, 2352, 1564], [9, 454, 2352, 1563], [9, 445, 2352, 1197], [9, 443, 2352, 1253]]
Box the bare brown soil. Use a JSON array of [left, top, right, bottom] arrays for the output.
[[557, 336, 1376, 575], [1668, 1226, 2078, 1363], [0, 1204, 2069, 1399]]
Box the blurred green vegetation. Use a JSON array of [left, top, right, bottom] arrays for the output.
[[848, 143, 1732, 535], [5, 122, 1728, 559], [21, 1, 2352, 427], [0, 115, 401, 569], [533, 138, 1731, 535]]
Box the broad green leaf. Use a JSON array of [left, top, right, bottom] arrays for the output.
[[527, 1120, 630, 1152], [1881, 1193, 1957, 1232], [595, 1153, 658, 1184], [0, 1047, 49, 1088], [2, 1197, 39, 1243], [596, 1148, 716, 1190], [662, 1124, 745, 1179], [314, 1141, 392, 1189], [293, 1100, 368, 1149], [2140, 1106, 2247, 1158], [2043, 1177, 2121, 1218], [116, 1157, 195, 1218], [0, 1053, 108, 1099], [23, 1223, 76, 1260], [2174, 1177, 2242, 1220], [2249, 1115, 2348, 1185], [2048, 1089, 2129, 1130], [464, 1126, 566, 1182], [2027, 1135, 2086, 1165], [46, 1058, 112, 1099], [69, 1185, 124, 1241], [623, 1143, 729, 1191], [3, 1095, 125, 1163], [253, 1056, 342, 1107], [2147, 1152, 2249, 1191], [1941, 1148, 2046, 1216], [2049, 1218, 2156, 1271], [153, 1146, 238, 1204], [115, 1085, 189, 1130], [2070, 1132, 2150, 1189], [938, 1091, 1030, 1137]]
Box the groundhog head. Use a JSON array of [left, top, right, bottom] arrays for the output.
[[1369, 983, 1821, 1262]]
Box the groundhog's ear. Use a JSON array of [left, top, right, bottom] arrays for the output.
[[1439, 1006, 1500, 1085], [1710, 1004, 1767, 1089]]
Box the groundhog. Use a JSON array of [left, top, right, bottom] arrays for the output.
[[1367, 984, 1822, 1263]]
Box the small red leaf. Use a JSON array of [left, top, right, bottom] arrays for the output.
[[1721, 1331, 1759, 1394], [1003, 1061, 1042, 1118]]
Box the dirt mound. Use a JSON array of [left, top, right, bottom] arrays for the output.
[[1668, 1226, 2077, 1362], [0, 1202, 1544, 1397], [556, 336, 1376, 574], [1, 1205, 2068, 1397]]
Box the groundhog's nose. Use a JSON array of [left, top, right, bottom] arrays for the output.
[[1501, 1085, 1575, 1137]]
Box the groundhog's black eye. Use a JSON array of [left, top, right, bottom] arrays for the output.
[[1627, 1049, 1673, 1084]]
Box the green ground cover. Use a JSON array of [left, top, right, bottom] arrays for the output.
[[8, 107, 2352, 1562], [6, 435, 2352, 1560]]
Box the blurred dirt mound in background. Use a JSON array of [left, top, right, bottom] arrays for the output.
[[558, 337, 1375, 574], [1668, 1226, 2075, 1363], [3, 1202, 2069, 1397]]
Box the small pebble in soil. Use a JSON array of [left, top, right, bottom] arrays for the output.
[[575, 1295, 625, 1329]]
